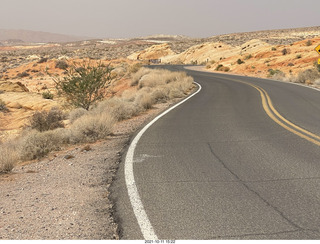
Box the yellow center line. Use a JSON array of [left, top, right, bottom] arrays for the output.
[[222, 77, 320, 147]]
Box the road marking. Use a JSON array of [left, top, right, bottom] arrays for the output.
[[225, 77, 320, 147], [125, 82, 202, 240]]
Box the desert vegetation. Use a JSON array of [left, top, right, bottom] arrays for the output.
[[2, 26, 320, 174], [0, 66, 194, 174], [53, 61, 113, 110]]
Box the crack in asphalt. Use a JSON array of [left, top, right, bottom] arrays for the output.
[[207, 142, 309, 232]]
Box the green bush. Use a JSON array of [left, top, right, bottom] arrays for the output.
[[42, 91, 54, 99], [237, 59, 245, 64], [54, 62, 113, 110]]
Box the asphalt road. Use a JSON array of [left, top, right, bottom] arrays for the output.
[[113, 66, 320, 240]]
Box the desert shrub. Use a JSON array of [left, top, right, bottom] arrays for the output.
[[296, 54, 302, 59], [295, 69, 320, 84], [271, 47, 277, 51], [55, 60, 69, 69], [0, 144, 19, 173], [121, 90, 136, 102], [179, 76, 194, 93], [38, 57, 48, 63], [216, 64, 224, 71], [268, 69, 285, 80], [68, 107, 88, 123], [20, 129, 65, 160], [245, 54, 252, 60], [129, 63, 143, 73], [315, 62, 320, 73], [282, 48, 288, 55], [151, 88, 170, 103], [29, 107, 65, 132], [131, 68, 150, 86], [216, 64, 230, 72], [169, 88, 185, 99], [135, 92, 155, 110], [54, 62, 113, 110], [223, 66, 230, 72], [69, 112, 115, 143], [16, 72, 29, 78], [138, 73, 166, 89], [314, 79, 320, 85], [190, 60, 198, 65], [0, 99, 8, 112], [306, 40, 312, 46], [42, 91, 54, 99], [237, 59, 245, 64], [94, 98, 141, 121]]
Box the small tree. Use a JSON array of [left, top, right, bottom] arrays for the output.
[[54, 61, 113, 110]]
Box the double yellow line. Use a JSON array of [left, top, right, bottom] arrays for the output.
[[225, 77, 320, 147]]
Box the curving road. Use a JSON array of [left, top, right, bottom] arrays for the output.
[[113, 66, 320, 240]]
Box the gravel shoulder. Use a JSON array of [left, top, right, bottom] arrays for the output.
[[0, 102, 173, 240]]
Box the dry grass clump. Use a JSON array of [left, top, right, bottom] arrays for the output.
[[131, 67, 193, 91], [135, 91, 155, 110], [29, 107, 65, 132], [281, 67, 320, 85], [130, 67, 194, 109], [131, 68, 150, 86], [314, 79, 320, 85], [69, 113, 115, 143], [94, 97, 141, 121], [151, 87, 170, 103], [20, 129, 66, 160], [68, 107, 88, 123], [294, 69, 320, 84], [0, 144, 19, 173]]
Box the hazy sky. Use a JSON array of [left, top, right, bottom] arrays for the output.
[[0, 0, 319, 38]]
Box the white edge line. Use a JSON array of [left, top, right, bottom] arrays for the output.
[[124, 82, 202, 240]]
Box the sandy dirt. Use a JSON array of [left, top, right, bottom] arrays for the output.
[[0, 102, 172, 240]]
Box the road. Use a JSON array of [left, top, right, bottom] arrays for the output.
[[113, 66, 320, 239]]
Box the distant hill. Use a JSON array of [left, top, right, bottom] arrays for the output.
[[0, 29, 92, 43]]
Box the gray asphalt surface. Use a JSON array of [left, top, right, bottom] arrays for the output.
[[113, 66, 320, 240]]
